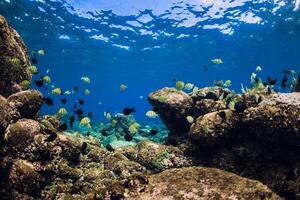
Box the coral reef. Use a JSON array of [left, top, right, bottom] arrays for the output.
[[0, 15, 31, 97], [149, 85, 300, 199], [0, 15, 282, 199]]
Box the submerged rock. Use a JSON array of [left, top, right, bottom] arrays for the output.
[[0, 15, 31, 97], [127, 167, 280, 200]]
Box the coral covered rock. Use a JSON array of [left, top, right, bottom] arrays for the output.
[[148, 87, 193, 137], [0, 15, 31, 97], [8, 90, 43, 119], [127, 167, 280, 200]]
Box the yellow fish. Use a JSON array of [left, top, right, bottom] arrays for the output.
[[10, 57, 21, 66], [120, 84, 127, 91], [52, 88, 62, 95], [184, 83, 194, 90], [211, 58, 223, 65], [104, 111, 111, 120], [110, 119, 117, 128], [186, 116, 194, 124], [20, 80, 30, 89], [57, 108, 67, 116], [128, 123, 140, 134], [43, 76, 51, 84], [80, 117, 91, 128], [38, 49, 45, 56], [176, 81, 185, 90], [224, 80, 231, 87], [100, 122, 105, 129], [84, 89, 90, 95], [146, 110, 158, 118], [81, 76, 91, 84], [28, 65, 38, 74]]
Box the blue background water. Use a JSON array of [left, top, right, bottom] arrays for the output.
[[1, 0, 300, 125]]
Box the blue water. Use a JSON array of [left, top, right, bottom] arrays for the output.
[[1, 0, 300, 124]]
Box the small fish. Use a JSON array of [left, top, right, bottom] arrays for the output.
[[123, 107, 135, 115], [186, 116, 194, 124], [281, 75, 288, 90], [106, 144, 114, 151], [100, 122, 105, 129], [184, 83, 194, 90], [20, 80, 30, 89], [150, 129, 158, 135], [124, 133, 133, 141], [223, 80, 231, 87], [61, 98, 67, 104], [104, 111, 111, 120], [98, 101, 102, 105], [44, 132, 57, 142], [102, 129, 109, 136], [88, 112, 94, 118], [81, 76, 91, 84], [28, 65, 38, 74], [175, 81, 184, 90], [203, 65, 208, 71], [78, 99, 84, 105], [43, 76, 51, 84], [74, 86, 79, 91], [34, 79, 44, 87], [86, 131, 90, 137], [217, 111, 227, 121], [84, 89, 90, 95], [52, 88, 62, 95], [59, 123, 68, 131], [146, 110, 158, 118], [267, 77, 277, 86], [31, 58, 38, 64], [80, 117, 91, 128], [81, 142, 88, 152], [256, 66, 262, 72], [38, 49, 45, 56], [282, 69, 296, 75], [64, 90, 72, 95], [211, 58, 223, 65], [73, 104, 77, 109], [139, 96, 144, 99], [57, 108, 68, 116], [69, 116, 75, 127], [267, 86, 272, 94], [234, 101, 247, 113], [43, 97, 54, 106], [75, 109, 84, 116], [120, 84, 127, 91], [128, 123, 140, 134]]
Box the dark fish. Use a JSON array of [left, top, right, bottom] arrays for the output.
[[43, 97, 54, 106], [102, 130, 109, 136], [81, 142, 88, 152], [267, 77, 277, 86], [69, 116, 75, 127], [150, 129, 158, 136], [282, 69, 295, 75], [59, 123, 68, 131], [124, 133, 133, 141], [78, 99, 84, 105], [34, 79, 44, 87], [86, 131, 90, 137], [74, 109, 83, 116], [106, 144, 114, 152], [217, 111, 227, 121], [73, 104, 77, 109], [203, 65, 208, 71], [61, 98, 67, 104], [44, 132, 57, 142], [234, 101, 247, 113], [267, 86, 272, 94], [88, 112, 94, 118], [74, 86, 79, 91], [281, 75, 288, 90], [31, 57, 38, 64], [123, 107, 135, 115]]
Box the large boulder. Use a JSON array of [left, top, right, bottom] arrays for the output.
[[127, 167, 280, 200], [0, 15, 31, 97]]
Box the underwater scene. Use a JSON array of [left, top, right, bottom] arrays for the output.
[[1, 0, 300, 199]]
